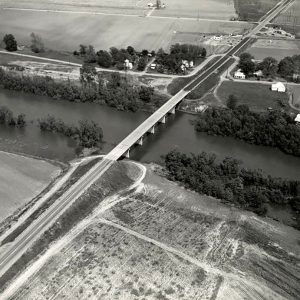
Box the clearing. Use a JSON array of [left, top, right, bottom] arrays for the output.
[[0, 151, 60, 223], [2, 162, 299, 299], [216, 80, 290, 112]]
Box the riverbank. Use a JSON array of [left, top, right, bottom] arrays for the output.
[[1, 88, 300, 180]]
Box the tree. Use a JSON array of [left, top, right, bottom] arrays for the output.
[[79, 44, 87, 56], [30, 32, 44, 53], [259, 57, 278, 78], [80, 63, 97, 88], [78, 120, 103, 148], [278, 56, 294, 78], [238, 52, 255, 76], [139, 86, 154, 102], [97, 50, 113, 68], [137, 57, 147, 71], [3, 34, 17, 52], [127, 46, 135, 56], [84, 45, 96, 63], [141, 49, 149, 56], [227, 94, 238, 110], [16, 114, 26, 127]]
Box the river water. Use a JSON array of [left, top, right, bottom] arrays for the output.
[[0, 89, 300, 180]]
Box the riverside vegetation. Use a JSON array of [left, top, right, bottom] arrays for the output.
[[165, 150, 300, 221], [195, 105, 300, 157], [0, 65, 166, 112]]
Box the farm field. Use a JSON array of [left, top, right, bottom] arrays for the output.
[[0, 151, 60, 223], [0, 10, 252, 52], [234, 0, 281, 21], [248, 39, 300, 61], [152, 0, 237, 20], [216, 81, 289, 112], [272, 0, 300, 37], [4, 163, 300, 300], [0, 0, 144, 15]]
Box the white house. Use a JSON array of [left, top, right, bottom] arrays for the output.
[[271, 82, 286, 93], [295, 114, 300, 124], [234, 69, 246, 79]]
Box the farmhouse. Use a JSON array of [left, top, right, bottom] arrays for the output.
[[295, 114, 300, 124], [271, 82, 286, 93], [234, 69, 246, 79]]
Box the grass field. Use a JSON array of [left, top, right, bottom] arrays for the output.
[[4, 163, 300, 299], [248, 39, 300, 61], [152, 0, 237, 20], [0, 7, 252, 52], [289, 84, 300, 108], [0, 151, 60, 223], [216, 81, 290, 111]]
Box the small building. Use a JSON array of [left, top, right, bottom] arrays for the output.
[[182, 60, 189, 68], [271, 82, 286, 93], [234, 69, 246, 79], [293, 73, 300, 81], [189, 61, 194, 68], [254, 70, 263, 77], [295, 114, 300, 124], [212, 35, 223, 41]]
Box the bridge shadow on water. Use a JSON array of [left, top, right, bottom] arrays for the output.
[[124, 111, 187, 164]]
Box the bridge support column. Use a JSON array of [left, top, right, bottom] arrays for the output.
[[169, 107, 175, 114], [125, 149, 130, 158], [137, 137, 143, 146], [148, 126, 155, 134], [159, 115, 166, 124]]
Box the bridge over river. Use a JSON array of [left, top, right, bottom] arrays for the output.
[[0, 0, 295, 280]]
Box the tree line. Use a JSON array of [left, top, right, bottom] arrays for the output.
[[0, 107, 103, 149], [38, 115, 103, 148], [0, 106, 26, 127], [2, 33, 44, 53], [238, 52, 300, 82], [74, 44, 154, 71], [165, 150, 300, 216], [195, 105, 300, 156], [0, 66, 165, 112]]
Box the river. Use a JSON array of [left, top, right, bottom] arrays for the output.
[[0, 89, 300, 180]]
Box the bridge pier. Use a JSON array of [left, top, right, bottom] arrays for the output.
[[125, 149, 130, 158], [136, 136, 143, 146], [148, 126, 155, 134], [159, 115, 166, 124], [169, 107, 175, 114]]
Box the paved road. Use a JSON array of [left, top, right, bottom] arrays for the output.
[[0, 0, 294, 286]]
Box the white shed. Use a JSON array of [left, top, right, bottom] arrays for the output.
[[295, 114, 300, 123], [271, 82, 286, 93]]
